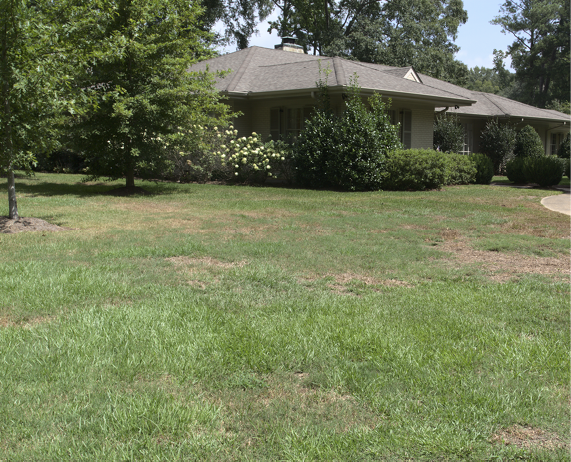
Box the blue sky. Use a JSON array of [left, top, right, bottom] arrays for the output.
[[217, 0, 514, 70]]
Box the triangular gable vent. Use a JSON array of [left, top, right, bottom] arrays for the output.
[[404, 68, 422, 84]]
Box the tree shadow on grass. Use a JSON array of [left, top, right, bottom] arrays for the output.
[[10, 179, 183, 198]]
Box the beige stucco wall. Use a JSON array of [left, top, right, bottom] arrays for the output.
[[229, 95, 436, 150]]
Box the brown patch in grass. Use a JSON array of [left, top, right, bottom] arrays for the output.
[[299, 272, 414, 291], [491, 425, 568, 450], [209, 373, 380, 437], [166, 256, 247, 269], [113, 201, 185, 213], [0, 217, 71, 234], [437, 238, 569, 278], [0, 314, 56, 329]]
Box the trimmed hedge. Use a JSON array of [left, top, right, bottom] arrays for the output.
[[506, 156, 565, 187], [505, 157, 527, 184], [524, 156, 564, 187], [470, 153, 494, 184], [384, 149, 476, 191]]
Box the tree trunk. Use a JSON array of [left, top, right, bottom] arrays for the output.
[[7, 167, 18, 219], [126, 166, 135, 188]]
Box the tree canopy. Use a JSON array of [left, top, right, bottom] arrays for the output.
[[491, 0, 570, 108], [70, 0, 233, 189], [0, 0, 78, 219], [267, 0, 469, 84]]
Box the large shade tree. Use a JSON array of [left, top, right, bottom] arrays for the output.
[[0, 0, 75, 219], [71, 0, 232, 189], [267, 0, 469, 84], [492, 0, 570, 108]]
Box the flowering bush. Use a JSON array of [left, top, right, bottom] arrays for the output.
[[166, 125, 292, 184]]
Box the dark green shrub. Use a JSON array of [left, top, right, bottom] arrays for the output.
[[479, 118, 516, 173], [523, 156, 564, 187], [505, 157, 528, 183], [295, 83, 401, 191], [446, 154, 477, 185], [384, 149, 475, 191], [33, 150, 86, 173], [470, 153, 494, 184], [433, 114, 464, 154], [557, 133, 571, 159], [514, 125, 544, 158]]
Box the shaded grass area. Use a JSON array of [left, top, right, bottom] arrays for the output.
[[0, 173, 569, 460]]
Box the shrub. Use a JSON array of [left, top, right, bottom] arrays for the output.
[[557, 133, 571, 159], [433, 114, 465, 153], [446, 154, 478, 185], [167, 125, 292, 184], [384, 149, 476, 191], [523, 156, 564, 187], [470, 153, 494, 184], [514, 125, 544, 158], [294, 82, 401, 191], [505, 157, 528, 183], [479, 118, 516, 173]]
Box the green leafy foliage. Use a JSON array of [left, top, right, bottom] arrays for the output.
[[514, 125, 544, 159], [479, 119, 516, 173], [0, 0, 78, 218], [70, 0, 232, 189], [492, 0, 570, 108], [470, 153, 494, 184], [294, 82, 401, 191], [505, 157, 528, 183], [557, 133, 571, 159], [384, 149, 476, 191], [268, 0, 469, 84], [523, 156, 565, 187], [433, 114, 465, 153]]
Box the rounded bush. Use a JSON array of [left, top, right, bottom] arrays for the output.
[[557, 133, 571, 159], [523, 156, 564, 187], [470, 153, 494, 184], [505, 157, 528, 184], [514, 125, 544, 158]]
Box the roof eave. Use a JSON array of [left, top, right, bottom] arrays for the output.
[[223, 86, 475, 106], [445, 111, 570, 124]]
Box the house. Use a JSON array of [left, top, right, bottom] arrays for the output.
[[436, 90, 570, 155], [189, 40, 570, 153]]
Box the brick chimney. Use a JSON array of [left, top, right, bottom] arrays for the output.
[[274, 37, 305, 54]]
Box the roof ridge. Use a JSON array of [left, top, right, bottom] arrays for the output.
[[226, 47, 255, 92], [333, 57, 346, 86], [477, 92, 509, 115], [415, 72, 477, 101]]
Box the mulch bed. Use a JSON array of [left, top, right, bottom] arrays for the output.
[[0, 217, 70, 234]]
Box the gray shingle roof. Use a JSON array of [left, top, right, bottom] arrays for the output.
[[437, 91, 570, 123], [189, 47, 476, 105]]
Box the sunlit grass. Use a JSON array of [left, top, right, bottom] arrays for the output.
[[0, 173, 569, 460]]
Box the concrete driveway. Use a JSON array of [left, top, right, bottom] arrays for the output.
[[541, 187, 570, 216]]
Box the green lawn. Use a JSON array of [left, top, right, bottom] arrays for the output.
[[1, 173, 569, 460]]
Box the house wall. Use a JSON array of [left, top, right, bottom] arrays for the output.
[[230, 95, 436, 150]]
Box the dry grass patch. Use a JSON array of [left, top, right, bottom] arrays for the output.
[[437, 238, 569, 279], [112, 201, 185, 213], [208, 373, 381, 440], [0, 314, 56, 329], [491, 425, 568, 450], [166, 256, 247, 269]]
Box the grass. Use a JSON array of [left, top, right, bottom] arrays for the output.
[[0, 173, 569, 460]]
